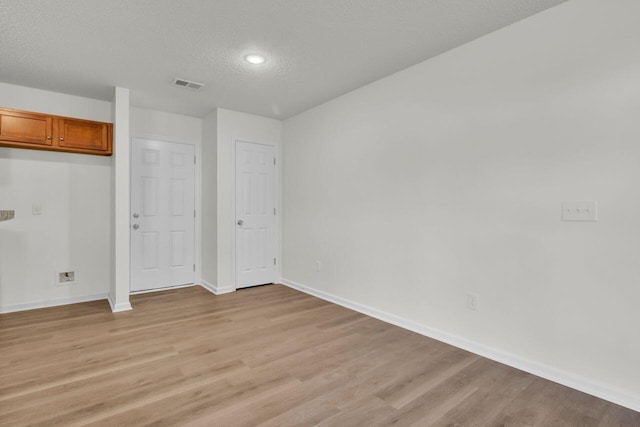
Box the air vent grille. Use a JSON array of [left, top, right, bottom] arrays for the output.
[[172, 78, 204, 90]]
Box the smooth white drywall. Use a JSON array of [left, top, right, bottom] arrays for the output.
[[201, 110, 217, 285], [110, 87, 131, 312], [0, 83, 112, 310], [0, 82, 112, 121], [130, 107, 202, 144], [282, 0, 640, 405], [216, 108, 282, 289]]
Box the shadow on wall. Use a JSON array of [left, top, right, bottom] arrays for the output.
[[0, 146, 110, 167], [0, 227, 27, 308]]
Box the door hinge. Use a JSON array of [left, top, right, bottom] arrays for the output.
[[273, 157, 276, 166], [273, 207, 276, 215], [273, 257, 276, 266], [193, 264, 196, 272], [194, 155, 196, 165], [194, 210, 196, 218]]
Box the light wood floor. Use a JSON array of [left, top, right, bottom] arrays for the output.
[[1, 285, 638, 426]]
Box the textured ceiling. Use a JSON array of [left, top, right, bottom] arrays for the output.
[[0, 0, 566, 119]]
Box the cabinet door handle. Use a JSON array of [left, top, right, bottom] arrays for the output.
[[46, 136, 52, 140], [59, 137, 64, 141]]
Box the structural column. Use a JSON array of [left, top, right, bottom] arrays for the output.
[[110, 86, 132, 312]]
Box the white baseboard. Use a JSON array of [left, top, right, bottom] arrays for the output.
[[200, 280, 235, 295], [107, 294, 133, 313], [0, 293, 109, 314], [199, 280, 217, 294], [280, 278, 640, 413]]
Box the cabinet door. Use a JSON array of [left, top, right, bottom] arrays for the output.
[[57, 118, 111, 154], [0, 109, 53, 147]]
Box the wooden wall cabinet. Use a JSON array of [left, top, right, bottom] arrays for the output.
[[0, 107, 112, 156]]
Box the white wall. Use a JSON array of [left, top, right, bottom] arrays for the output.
[[130, 107, 202, 144], [0, 83, 113, 310], [110, 87, 131, 312], [282, 0, 640, 408], [201, 110, 217, 285], [216, 108, 282, 290]]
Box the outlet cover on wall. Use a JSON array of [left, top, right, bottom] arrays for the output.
[[32, 203, 43, 215], [561, 201, 598, 222], [55, 269, 78, 286], [467, 293, 479, 311]]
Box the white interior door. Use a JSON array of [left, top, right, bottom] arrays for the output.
[[131, 138, 195, 292], [235, 141, 277, 288]]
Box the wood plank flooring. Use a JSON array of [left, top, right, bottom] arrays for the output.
[[1, 284, 638, 426]]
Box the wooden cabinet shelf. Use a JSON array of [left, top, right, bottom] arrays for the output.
[[0, 107, 112, 156]]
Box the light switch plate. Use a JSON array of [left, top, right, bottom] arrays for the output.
[[561, 201, 598, 222], [32, 203, 43, 215]]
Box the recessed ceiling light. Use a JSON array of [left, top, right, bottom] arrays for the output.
[[245, 54, 266, 65]]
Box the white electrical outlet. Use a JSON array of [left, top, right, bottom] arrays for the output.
[[561, 201, 598, 222], [315, 260, 322, 272], [32, 203, 43, 215], [467, 293, 479, 311]]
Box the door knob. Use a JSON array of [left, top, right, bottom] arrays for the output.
[[237, 219, 244, 226], [133, 213, 139, 218], [132, 224, 140, 230]]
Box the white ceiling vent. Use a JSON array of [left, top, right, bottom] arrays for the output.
[[172, 78, 204, 90]]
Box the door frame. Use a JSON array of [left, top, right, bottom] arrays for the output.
[[129, 136, 201, 294], [232, 139, 279, 289]]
